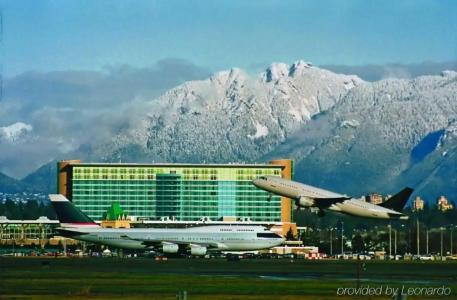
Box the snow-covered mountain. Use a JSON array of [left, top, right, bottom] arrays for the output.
[[0, 122, 33, 143], [94, 60, 362, 163], [264, 70, 457, 199], [20, 63, 457, 202]]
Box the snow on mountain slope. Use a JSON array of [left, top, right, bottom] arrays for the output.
[[264, 70, 457, 197], [0, 122, 33, 143], [95, 61, 362, 163], [389, 121, 457, 202], [21, 65, 457, 201]]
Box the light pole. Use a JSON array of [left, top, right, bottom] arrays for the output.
[[416, 218, 420, 256], [408, 225, 412, 254], [440, 227, 444, 258], [341, 221, 344, 256], [329, 228, 333, 256], [394, 228, 397, 256], [388, 223, 392, 258], [426, 227, 429, 255], [400, 224, 406, 255], [450, 225, 454, 255]]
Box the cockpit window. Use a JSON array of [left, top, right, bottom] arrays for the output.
[[257, 232, 282, 238], [258, 176, 267, 180]]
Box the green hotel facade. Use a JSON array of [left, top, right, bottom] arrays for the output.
[[57, 160, 294, 225]]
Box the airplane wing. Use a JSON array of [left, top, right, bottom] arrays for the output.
[[121, 236, 222, 249], [307, 196, 352, 208]]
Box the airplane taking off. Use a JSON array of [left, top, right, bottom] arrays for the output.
[[252, 176, 413, 220], [49, 194, 284, 255]]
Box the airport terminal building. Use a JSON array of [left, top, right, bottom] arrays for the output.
[[57, 159, 294, 227]]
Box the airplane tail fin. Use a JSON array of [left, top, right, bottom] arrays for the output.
[[378, 187, 414, 212], [49, 194, 99, 228]]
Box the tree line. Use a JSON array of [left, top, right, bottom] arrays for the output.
[[0, 200, 56, 220]]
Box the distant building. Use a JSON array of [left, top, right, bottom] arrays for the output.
[[437, 196, 454, 212], [366, 193, 384, 205], [0, 216, 63, 248], [412, 196, 425, 212]]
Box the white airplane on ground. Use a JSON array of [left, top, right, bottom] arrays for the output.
[[252, 176, 413, 220], [49, 194, 284, 255]]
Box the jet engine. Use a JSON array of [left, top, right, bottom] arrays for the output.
[[162, 243, 179, 253], [190, 245, 207, 256], [296, 196, 315, 208]]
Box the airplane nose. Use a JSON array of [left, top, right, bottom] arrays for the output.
[[253, 179, 269, 190]]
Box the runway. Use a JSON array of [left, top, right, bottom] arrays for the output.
[[1, 258, 456, 300]]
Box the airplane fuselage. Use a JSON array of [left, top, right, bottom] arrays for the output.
[[252, 176, 408, 220], [58, 225, 284, 252]]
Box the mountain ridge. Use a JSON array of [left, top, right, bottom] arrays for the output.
[[93, 60, 363, 164], [0, 172, 31, 194], [8, 62, 457, 202]]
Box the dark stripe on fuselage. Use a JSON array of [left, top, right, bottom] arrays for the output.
[[55, 228, 88, 238], [386, 212, 403, 219]]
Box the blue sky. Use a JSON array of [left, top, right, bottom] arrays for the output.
[[2, 0, 457, 76], [0, 0, 457, 178]]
